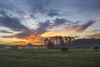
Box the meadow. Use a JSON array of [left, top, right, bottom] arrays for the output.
[[0, 49, 100, 67]]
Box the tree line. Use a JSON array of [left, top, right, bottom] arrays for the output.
[[44, 36, 75, 49]]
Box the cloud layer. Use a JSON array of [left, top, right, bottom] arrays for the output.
[[0, 0, 99, 38]]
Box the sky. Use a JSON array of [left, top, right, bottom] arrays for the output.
[[0, 0, 100, 45]]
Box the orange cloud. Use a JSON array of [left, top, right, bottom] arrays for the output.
[[0, 37, 29, 45], [13, 34, 44, 46]]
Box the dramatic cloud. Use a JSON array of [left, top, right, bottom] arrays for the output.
[[48, 12, 59, 17], [35, 18, 67, 33], [0, 11, 29, 30], [0, 0, 99, 39], [0, 11, 34, 37], [72, 20, 96, 32], [53, 18, 67, 26], [35, 18, 76, 33], [36, 20, 51, 33], [16, 30, 34, 37], [0, 10, 97, 37]]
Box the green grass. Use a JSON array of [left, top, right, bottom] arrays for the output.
[[0, 49, 100, 67]]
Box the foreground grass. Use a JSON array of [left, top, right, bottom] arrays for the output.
[[0, 49, 100, 67]]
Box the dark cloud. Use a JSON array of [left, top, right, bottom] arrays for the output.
[[52, 18, 76, 27], [53, 18, 67, 26], [36, 20, 51, 33], [35, 18, 67, 33], [0, 11, 33, 37], [35, 19, 97, 35], [27, 0, 62, 17], [47, 9, 60, 17], [17, 30, 34, 37], [35, 18, 74, 33], [73, 20, 96, 32], [0, 0, 99, 37], [0, 30, 13, 33], [0, 0, 99, 16], [0, 11, 8, 16], [0, 11, 29, 31], [47, 9, 73, 17], [48, 11, 59, 17]]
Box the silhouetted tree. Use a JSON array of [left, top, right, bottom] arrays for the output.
[[65, 36, 75, 45], [44, 36, 75, 49], [44, 38, 55, 49]]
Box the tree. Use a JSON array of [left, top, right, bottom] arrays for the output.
[[64, 36, 75, 45], [44, 36, 75, 49], [44, 38, 55, 49]]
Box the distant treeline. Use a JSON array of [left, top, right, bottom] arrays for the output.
[[44, 36, 100, 49]]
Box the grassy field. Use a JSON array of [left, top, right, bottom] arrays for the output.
[[0, 49, 100, 67]]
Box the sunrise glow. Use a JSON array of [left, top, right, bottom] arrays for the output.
[[0, 0, 100, 46]]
